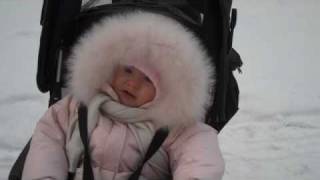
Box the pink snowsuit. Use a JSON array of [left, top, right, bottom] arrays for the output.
[[22, 96, 224, 180], [22, 11, 225, 180]]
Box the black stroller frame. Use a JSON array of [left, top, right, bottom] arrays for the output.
[[9, 0, 242, 179]]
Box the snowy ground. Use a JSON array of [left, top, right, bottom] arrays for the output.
[[0, 0, 319, 180]]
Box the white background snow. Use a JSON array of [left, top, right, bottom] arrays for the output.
[[0, 0, 319, 179]]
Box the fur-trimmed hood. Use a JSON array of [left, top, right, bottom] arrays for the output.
[[68, 10, 215, 128]]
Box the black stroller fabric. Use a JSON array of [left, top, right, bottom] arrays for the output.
[[9, 0, 242, 179]]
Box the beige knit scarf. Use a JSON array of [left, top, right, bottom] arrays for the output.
[[66, 91, 168, 176]]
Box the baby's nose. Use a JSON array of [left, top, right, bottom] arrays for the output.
[[126, 78, 141, 90]]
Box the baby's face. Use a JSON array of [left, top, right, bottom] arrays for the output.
[[110, 65, 156, 107]]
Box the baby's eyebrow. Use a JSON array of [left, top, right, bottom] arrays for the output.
[[124, 65, 134, 68]]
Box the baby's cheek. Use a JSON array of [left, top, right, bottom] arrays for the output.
[[143, 86, 156, 103]]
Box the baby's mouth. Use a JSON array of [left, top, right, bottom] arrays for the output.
[[121, 90, 136, 99]]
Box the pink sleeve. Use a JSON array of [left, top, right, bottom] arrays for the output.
[[167, 123, 225, 180], [22, 96, 77, 180]]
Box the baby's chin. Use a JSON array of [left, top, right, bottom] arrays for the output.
[[119, 99, 139, 107], [117, 91, 140, 107]]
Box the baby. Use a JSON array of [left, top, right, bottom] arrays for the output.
[[22, 11, 225, 180], [107, 65, 156, 107]]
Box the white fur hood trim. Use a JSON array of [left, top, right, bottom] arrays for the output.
[[68, 11, 216, 128]]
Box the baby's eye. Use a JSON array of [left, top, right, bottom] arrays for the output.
[[144, 76, 152, 83], [124, 66, 133, 74]]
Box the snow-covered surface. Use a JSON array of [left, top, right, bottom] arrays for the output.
[[0, 0, 319, 179]]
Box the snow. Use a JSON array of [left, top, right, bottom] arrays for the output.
[[0, 0, 319, 179]]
